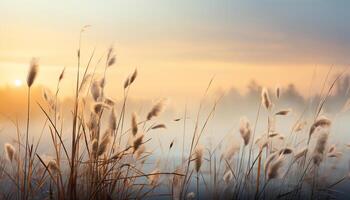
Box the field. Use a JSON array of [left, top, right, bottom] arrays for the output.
[[0, 39, 349, 200]]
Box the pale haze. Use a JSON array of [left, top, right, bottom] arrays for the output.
[[0, 0, 349, 102]]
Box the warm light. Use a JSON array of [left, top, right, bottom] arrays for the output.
[[14, 79, 23, 87]]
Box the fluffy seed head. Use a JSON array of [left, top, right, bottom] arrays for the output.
[[194, 146, 204, 172], [147, 100, 165, 120], [47, 160, 59, 174], [99, 77, 106, 88], [104, 97, 115, 106], [108, 56, 116, 67], [123, 77, 130, 89], [91, 139, 98, 155], [27, 58, 39, 87], [109, 109, 117, 131], [309, 116, 331, 136], [239, 117, 251, 146], [107, 47, 116, 67], [87, 113, 98, 131], [267, 155, 284, 180], [125, 69, 138, 89], [91, 81, 102, 101], [312, 128, 329, 166], [91, 102, 108, 114], [129, 69, 138, 85], [4, 143, 15, 162], [261, 88, 272, 110], [131, 112, 138, 136], [186, 192, 195, 200], [279, 147, 293, 155], [133, 134, 144, 152], [264, 152, 278, 174]]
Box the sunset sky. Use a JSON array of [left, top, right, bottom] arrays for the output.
[[0, 0, 349, 102]]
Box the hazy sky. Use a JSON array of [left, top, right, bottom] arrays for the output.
[[0, 0, 349, 101]]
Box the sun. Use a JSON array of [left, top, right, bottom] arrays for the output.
[[14, 79, 23, 87]]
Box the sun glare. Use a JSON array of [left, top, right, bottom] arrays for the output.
[[14, 79, 23, 87]]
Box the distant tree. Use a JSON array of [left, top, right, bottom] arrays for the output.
[[280, 84, 305, 106]]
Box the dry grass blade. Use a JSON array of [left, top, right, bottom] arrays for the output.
[[275, 109, 291, 116], [151, 124, 167, 130]]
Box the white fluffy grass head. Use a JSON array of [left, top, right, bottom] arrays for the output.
[[133, 133, 144, 153], [309, 116, 331, 137], [267, 155, 285, 180], [312, 128, 329, 166], [4, 143, 16, 162], [47, 160, 59, 174], [194, 146, 204, 172], [261, 87, 272, 110], [91, 81, 102, 101], [239, 117, 251, 146], [186, 192, 195, 200]]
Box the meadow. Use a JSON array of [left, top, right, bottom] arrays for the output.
[[1, 41, 350, 200]]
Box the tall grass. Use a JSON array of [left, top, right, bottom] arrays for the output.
[[1, 37, 350, 200]]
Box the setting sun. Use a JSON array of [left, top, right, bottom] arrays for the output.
[[14, 79, 22, 87]]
